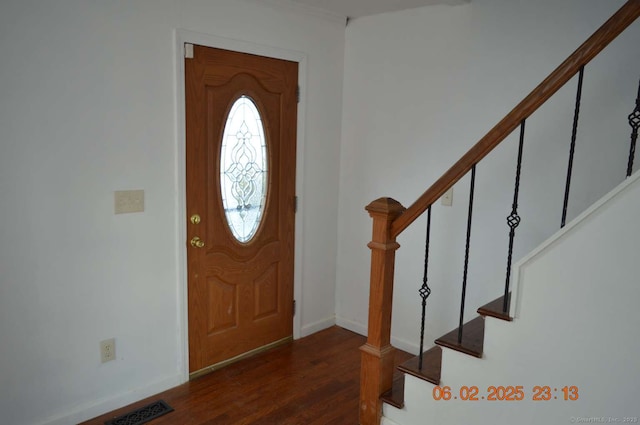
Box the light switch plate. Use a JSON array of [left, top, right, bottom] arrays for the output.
[[114, 190, 144, 214], [441, 187, 453, 206]]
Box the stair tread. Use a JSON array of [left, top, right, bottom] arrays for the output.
[[477, 294, 512, 321], [435, 316, 485, 358], [381, 375, 405, 409], [397, 346, 441, 385]]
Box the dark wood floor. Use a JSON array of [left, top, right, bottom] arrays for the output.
[[80, 326, 412, 425]]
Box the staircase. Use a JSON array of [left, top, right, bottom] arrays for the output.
[[359, 1, 640, 424], [382, 172, 640, 425]]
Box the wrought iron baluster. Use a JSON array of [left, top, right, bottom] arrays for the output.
[[418, 206, 432, 370], [561, 65, 585, 228], [627, 79, 640, 177], [458, 165, 476, 344], [503, 120, 526, 313]]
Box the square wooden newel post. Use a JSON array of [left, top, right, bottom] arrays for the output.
[[360, 197, 406, 425]]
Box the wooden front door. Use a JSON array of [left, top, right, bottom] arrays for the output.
[[185, 45, 298, 374]]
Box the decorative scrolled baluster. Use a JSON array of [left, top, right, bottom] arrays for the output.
[[503, 120, 526, 313], [418, 206, 432, 370], [627, 79, 640, 177]]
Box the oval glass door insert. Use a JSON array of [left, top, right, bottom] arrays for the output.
[[220, 95, 268, 243]]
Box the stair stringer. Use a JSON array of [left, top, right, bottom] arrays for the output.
[[383, 171, 640, 425]]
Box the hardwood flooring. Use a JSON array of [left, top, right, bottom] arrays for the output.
[[80, 326, 412, 425]]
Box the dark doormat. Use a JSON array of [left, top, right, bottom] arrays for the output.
[[104, 400, 174, 425]]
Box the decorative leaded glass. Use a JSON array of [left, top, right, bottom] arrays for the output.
[[220, 96, 268, 243]]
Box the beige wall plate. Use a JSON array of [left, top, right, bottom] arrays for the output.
[[114, 190, 145, 214]]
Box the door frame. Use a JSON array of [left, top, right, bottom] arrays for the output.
[[174, 29, 307, 382]]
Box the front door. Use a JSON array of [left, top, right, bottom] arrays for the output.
[[185, 45, 298, 374]]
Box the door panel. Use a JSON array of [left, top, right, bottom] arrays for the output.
[[186, 45, 297, 373]]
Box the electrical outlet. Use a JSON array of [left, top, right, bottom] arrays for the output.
[[100, 338, 116, 363], [441, 187, 453, 206]]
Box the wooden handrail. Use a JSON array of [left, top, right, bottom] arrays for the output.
[[391, 0, 640, 238]]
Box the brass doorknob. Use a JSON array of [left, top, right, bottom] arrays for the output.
[[190, 236, 205, 248]]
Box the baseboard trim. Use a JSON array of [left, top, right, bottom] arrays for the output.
[[35, 374, 184, 425], [335, 316, 366, 336], [301, 316, 336, 337], [335, 316, 419, 355], [390, 335, 419, 355]]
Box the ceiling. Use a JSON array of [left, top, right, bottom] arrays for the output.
[[288, 0, 468, 19]]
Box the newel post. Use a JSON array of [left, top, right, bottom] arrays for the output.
[[360, 197, 406, 425]]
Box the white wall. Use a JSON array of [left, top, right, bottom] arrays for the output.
[[336, 0, 640, 353], [383, 168, 640, 425], [0, 1, 345, 424]]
